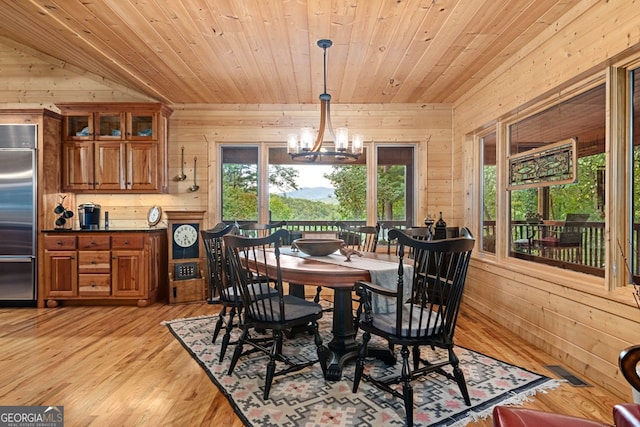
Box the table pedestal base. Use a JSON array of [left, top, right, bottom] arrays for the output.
[[288, 284, 396, 380]]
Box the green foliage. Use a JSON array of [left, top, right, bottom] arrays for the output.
[[268, 165, 299, 193], [510, 188, 539, 220], [506, 153, 606, 221], [483, 165, 497, 220], [377, 165, 406, 221], [269, 195, 339, 221], [222, 164, 258, 221], [326, 165, 367, 220], [547, 153, 605, 220], [634, 147, 640, 222]]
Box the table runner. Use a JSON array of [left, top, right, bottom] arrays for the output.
[[280, 247, 412, 313]]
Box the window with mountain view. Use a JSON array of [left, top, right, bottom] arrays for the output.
[[265, 146, 414, 227]]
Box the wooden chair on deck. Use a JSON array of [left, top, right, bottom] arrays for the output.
[[223, 229, 328, 399], [352, 227, 475, 427], [536, 213, 589, 262]]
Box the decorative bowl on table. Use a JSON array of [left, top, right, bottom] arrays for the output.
[[292, 238, 343, 256]]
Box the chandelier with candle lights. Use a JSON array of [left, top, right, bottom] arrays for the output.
[[287, 39, 364, 162]]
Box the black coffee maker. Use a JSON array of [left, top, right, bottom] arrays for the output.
[[78, 202, 101, 229]]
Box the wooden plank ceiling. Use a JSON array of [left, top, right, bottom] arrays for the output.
[[0, 0, 582, 105]]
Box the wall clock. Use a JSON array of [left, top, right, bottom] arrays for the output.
[[147, 205, 162, 226], [165, 210, 206, 303], [171, 223, 200, 259]]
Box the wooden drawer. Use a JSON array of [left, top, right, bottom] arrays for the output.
[[78, 235, 110, 250], [112, 235, 144, 250], [78, 251, 111, 274], [44, 235, 76, 250], [79, 274, 111, 296]]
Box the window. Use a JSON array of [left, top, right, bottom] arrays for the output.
[[221, 146, 259, 222], [631, 68, 640, 283], [267, 147, 367, 222], [508, 84, 606, 276], [377, 146, 414, 226], [481, 132, 497, 253], [221, 145, 416, 235]]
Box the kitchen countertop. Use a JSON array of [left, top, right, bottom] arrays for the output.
[[42, 227, 167, 233]]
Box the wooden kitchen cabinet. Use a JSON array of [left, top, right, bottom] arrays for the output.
[[43, 235, 77, 300], [42, 230, 167, 307], [43, 250, 77, 298], [58, 103, 172, 193], [111, 234, 145, 298], [112, 250, 145, 298]]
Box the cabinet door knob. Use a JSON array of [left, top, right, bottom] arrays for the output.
[[91, 260, 96, 264], [123, 241, 129, 245], [56, 241, 63, 245]]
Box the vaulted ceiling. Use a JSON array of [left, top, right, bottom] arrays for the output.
[[0, 0, 582, 105]]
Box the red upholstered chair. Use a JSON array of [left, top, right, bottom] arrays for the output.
[[492, 404, 640, 427]]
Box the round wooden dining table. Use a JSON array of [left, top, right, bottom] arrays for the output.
[[259, 249, 397, 381]]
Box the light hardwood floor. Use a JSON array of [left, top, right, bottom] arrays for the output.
[[0, 300, 626, 426]]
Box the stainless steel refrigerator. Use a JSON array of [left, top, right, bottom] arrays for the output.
[[0, 124, 37, 306]]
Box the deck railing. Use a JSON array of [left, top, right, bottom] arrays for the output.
[[232, 219, 639, 279], [483, 220, 639, 278]]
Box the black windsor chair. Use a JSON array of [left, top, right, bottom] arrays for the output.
[[352, 227, 475, 427], [336, 221, 380, 253], [223, 228, 328, 399], [201, 223, 276, 362], [237, 220, 287, 238]]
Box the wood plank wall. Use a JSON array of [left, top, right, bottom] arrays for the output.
[[168, 103, 453, 229], [70, 104, 453, 230], [454, 0, 640, 401]]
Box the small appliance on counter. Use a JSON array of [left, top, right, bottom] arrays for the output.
[[78, 202, 101, 229]]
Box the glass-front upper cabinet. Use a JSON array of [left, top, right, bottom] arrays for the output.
[[62, 111, 157, 141], [95, 112, 125, 140], [127, 112, 156, 140], [63, 113, 93, 140]]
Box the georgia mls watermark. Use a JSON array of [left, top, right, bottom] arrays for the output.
[[0, 406, 63, 427]]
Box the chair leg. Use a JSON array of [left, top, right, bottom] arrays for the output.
[[352, 331, 370, 392], [212, 306, 227, 344], [227, 324, 248, 375], [314, 286, 322, 303], [449, 347, 471, 405], [312, 320, 327, 376], [400, 346, 414, 427], [264, 330, 282, 400], [412, 345, 420, 370], [219, 306, 237, 362]]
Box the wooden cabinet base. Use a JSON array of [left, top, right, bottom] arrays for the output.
[[46, 299, 60, 308], [169, 278, 205, 304], [41, 230, 167, 307]]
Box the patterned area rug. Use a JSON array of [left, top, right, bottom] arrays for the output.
[[164, 310, 559, 427]]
